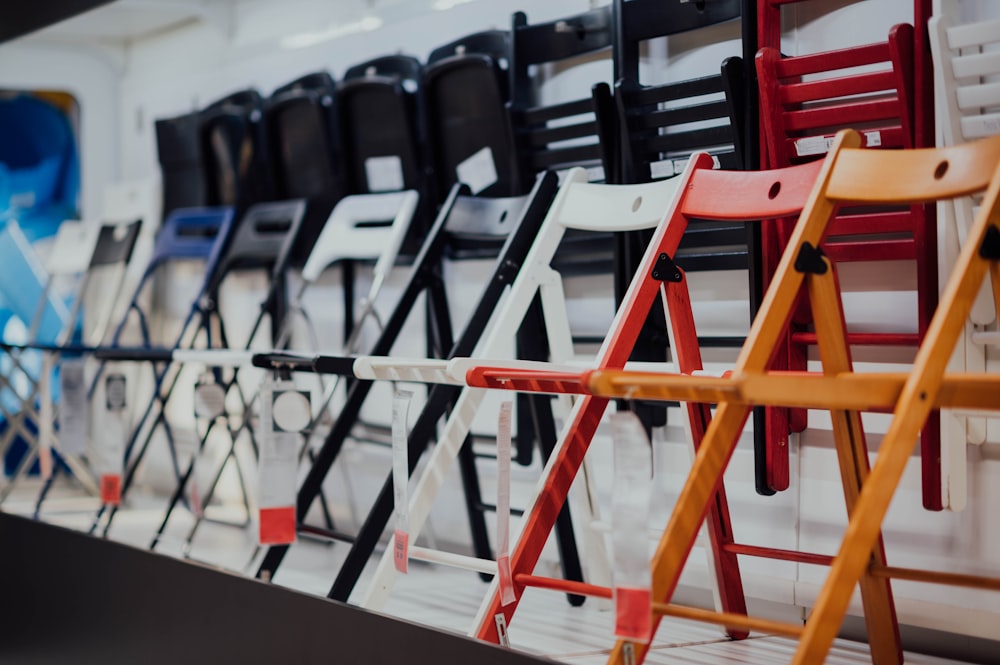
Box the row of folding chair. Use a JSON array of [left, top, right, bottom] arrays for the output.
[[245, 0, 766, 609], [235, 3, 1000, 660]]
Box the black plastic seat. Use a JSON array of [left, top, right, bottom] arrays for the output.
[[339, 55, 425, 196], [507, 7, 618, 277], [199, 89, 274, 216], [265, 72, 348, 265], [155, 110, 207, 218], [337, 55, 428, 253], [424, 30, 520, 202]]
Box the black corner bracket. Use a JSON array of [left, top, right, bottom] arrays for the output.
[[978, 226, 1000, 260], [794, 241, 828, 275], [651, 252, 683, 282]]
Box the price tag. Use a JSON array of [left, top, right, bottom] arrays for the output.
[[863, 130, 882, 147], [495, 401, 516, 606], [365, 155, 405, 192], [611, 412, 653, 643], [98, 371, 128, 506], [793, 135, 834, 157], [392, 390, 414, 573], [57, 358, 88, 456], [456, 146, 499, 195], [257, 375, 308, 545]]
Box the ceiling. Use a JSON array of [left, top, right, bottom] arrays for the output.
[[33, 0, 244, 45], [0, 0, 118, 44], [27, 0, 471, 48]]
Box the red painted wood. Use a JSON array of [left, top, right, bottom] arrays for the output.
[[755, 11, 938, 502], [465, 368, 586, 394], [514, 574, 613, 599], [723, 543, 835, 566]]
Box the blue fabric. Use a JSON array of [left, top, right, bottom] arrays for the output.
[[0, 96, 80, 243]]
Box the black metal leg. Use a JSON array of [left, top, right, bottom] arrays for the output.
[[327, 383, 462, 601], [455, 432, 494, 582]]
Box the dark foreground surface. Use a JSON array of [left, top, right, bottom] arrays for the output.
[[0, 512, 554, 665]]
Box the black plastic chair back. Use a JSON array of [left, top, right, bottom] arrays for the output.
[[266, 71, 348, 264], [205, 199, 307, 298], [509, 7, 616, 185], [200, 89, 274, 214], [424, 30, 521, 200], [608, 0, 758, 432], [155, 110, 207, 218], [89, 220, 142, 269]]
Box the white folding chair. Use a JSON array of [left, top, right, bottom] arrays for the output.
[[349, 169, 692, 611], [929, 4, 1000, 508]]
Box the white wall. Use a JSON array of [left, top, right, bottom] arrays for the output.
[[12, 0, 1000, 650]]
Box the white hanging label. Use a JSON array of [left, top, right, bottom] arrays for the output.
[[392, 390, 414, 573], [57, 358, 88, 456], [98, 371, 128, 505], [193, 374, 227, 420], [495, 401, 517, 606], [793, 135, 834, 157], [611, 412, 653, 643], [365, 155, 405, 192], [257, 376, 307, 545], [456, 146, 499, 195]]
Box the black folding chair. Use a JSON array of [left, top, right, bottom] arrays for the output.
[[606, 0, 761, 449]]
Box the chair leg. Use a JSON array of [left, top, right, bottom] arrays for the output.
[[807, 268, 901, 665], [455, 431, 495, 583], [792, 224, 994, 665]]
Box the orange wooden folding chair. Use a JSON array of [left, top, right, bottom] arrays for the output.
[[582, 130, 1000, 664], [463, 155, 828, 647]]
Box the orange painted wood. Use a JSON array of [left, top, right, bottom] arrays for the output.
[[651, 603, 805, 637]]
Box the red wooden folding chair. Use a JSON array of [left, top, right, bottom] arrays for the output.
[[462, 154, 827, 649], [755, 6, 939, 508]]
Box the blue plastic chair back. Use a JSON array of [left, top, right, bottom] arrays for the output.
[[145, 206, 235, 279]]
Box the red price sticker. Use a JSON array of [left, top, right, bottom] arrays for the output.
[[259, 506, 296, 545], [100, 474, 122, 506], [393, 529, 409, 573], [614, 586, 652, 642]]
